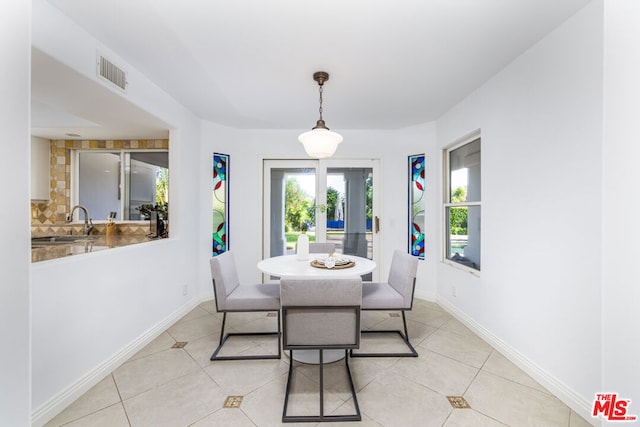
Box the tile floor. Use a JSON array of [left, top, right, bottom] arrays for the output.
[[45, 299, 593, 427]]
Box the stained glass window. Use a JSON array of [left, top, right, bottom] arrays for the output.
[[409, 154, 425, 259], [213, 153, 229, 256]]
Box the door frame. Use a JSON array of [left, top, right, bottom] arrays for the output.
[[262, 158, 381, 281]]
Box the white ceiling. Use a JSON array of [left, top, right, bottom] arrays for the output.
[[34, 0, 592, 139]]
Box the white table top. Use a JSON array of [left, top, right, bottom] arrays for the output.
[[257, 254, 376, 278]]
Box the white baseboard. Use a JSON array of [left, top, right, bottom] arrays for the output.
[[31, 296, 208, 427], [414, 289, 436, 302], [435, 297, 597, 426]]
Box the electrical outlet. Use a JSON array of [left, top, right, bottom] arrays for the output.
[[182, 284, 188, 296], [452, 285, 457, 297]]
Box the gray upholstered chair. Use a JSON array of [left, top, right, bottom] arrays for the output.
[[351, 249, 419, 357], [209, 251, 281, 361], [280, 277, 362, 423], [295, 242, 336, 254]]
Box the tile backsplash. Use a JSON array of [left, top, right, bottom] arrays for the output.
[[31, 139, 169, 227]]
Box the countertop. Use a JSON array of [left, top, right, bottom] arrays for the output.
[[31, 234, 160, 262]]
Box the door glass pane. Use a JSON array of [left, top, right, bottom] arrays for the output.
[[269, 167, 316, 257], [326, 167, 373, 279]]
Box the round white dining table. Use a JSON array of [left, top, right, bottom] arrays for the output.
[[257, 254, 376, 364], [257, 254, 376, 278]]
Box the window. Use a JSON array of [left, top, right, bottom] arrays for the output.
[[444, 135, 481, 271], [76, 150, 168, 221]]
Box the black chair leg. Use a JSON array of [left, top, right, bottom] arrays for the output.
[[282, 349, 361, 423], [350, 310, 419, 358], [211, 311, 282, 361]]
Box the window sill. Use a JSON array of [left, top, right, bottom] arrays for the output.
[[442, 259, 481, 277]]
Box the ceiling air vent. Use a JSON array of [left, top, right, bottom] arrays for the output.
[[97, 54, 127, 92]]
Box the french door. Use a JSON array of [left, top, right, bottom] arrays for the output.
[[263, 159, 380, 281]]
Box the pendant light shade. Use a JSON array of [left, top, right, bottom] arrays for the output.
[[298, 126, 343, 158], [298, 71, 343, 158]]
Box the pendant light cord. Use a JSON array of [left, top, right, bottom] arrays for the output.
[[318, 83, 324, 122]]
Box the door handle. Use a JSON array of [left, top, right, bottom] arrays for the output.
[[375, 216, 380, 233]]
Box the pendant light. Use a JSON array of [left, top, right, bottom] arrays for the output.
[[298, 71, 343, 158]]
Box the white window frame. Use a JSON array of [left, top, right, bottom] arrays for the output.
[[443, 131, 481, 275]]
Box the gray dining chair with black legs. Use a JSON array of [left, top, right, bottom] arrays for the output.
[[350, 249, 419, 358], [209, 251, 281, 361], [280, 277, 362, 423]]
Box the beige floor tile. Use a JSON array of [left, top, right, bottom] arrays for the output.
[[361, 311, 396, 329], [357, 371, 453, 426], [413, 299, 448, 313], [438, 317, 478, 339], [187, 333, 280, 366], [283, 365, 350, 418], [482, 350, 550, 394], [408, 305, 453, 328], [443, 408, 507, 426], [570, 409, 594, 426], [44, 375, 121, 426], [465, 371, 571, 426], [182, 333, 219, 366], [166, 313, 221, 342], [391, 349, 479, 396], [204, 358, 289, 395], [45, 299, 588, 427], [292, 357, 360, 402], [198, 299, 218, 314], [178, 305, 213, 323], [113, 348, 200, 400], [323, 406, 385, 427], [420, 327, 492, 368], [123, 370, 226, 427], [226, 312, 280, 333], [365, 316, 437, 347], [354, 331, 418, 356], [129, 331, 176, 361], [241, 371, 346, 426], [190, 407, 256, 426], [238, 375, 296, 426], [235, 339, 281, 358], [62, 403, 129, 427], [205, 334, 271, 360], [244, 332, 281, 351], [348, 356, 402, 392]]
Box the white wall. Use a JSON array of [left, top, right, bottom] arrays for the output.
[[0, 2, 31, 426], [435, 1, 603, 419], [30, 1, 202, 424], [198, 122, 438, 299], [602, 0, 640, 413]]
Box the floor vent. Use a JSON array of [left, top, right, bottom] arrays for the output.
[[97, 54, 127, 91], [172, 342, 188, 348]]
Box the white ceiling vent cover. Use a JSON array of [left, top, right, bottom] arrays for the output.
[[97, 54, 127, 92]]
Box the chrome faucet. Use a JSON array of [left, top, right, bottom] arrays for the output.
[[68, 205, 94, 236]]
